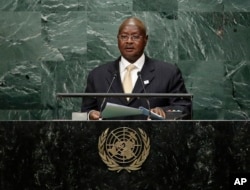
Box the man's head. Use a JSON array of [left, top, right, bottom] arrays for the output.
[[117, 17, 148, 63]]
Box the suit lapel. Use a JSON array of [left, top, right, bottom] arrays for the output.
[[129, 56, 155, 104], [132, 57, 155, 93]]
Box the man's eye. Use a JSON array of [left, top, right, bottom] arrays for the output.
[[132, 36, 140, 40], [119, 35, 142, 41]]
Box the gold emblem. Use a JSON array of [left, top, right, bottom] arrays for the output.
[[98, 127, 150, 173]]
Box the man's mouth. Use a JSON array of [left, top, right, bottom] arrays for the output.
[[125, 47, 134, 51]]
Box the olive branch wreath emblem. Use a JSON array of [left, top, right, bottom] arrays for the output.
[[98, 127, 150, 173]]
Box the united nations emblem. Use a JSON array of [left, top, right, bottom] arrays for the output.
[[98, 127, 150, 173]]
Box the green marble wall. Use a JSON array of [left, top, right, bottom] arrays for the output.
[[0, 0, 250, 120]]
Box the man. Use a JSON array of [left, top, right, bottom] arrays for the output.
[[81, 17, 191, 120]]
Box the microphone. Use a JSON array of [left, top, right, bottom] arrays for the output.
[[99, 72, 117, 116], [137, 71, 151, 119]]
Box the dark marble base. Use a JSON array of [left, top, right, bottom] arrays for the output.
[[0, 121, 249, 189]]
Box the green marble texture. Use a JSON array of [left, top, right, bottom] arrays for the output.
[[0, 0, 250, 120]]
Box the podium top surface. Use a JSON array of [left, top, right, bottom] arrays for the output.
[[56, 93, 193, 98]]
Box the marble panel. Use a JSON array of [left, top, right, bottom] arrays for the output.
[[86, 0, 132, 11], [133, 0, 178, 12], [144, 12, 178, 62], [178, 60, 224, 119], [224, 60, 250, 119], [42, 0, 84, 12], [87, 11, 123, 66], [224, 0, 250, 11], [178, 11, 250, 61], [178, 12, 226, 61], [0, 0, 41, 11], [0, 12, 44, 62], [178, 0, 224, 12], [0, 61, 41, 109], [41, 11, 87, 60], [221, 12, 250, 61]]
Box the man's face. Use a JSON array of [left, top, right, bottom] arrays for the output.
[[118, 25, 148, 63]]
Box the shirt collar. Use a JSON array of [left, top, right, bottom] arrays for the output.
[[120, 54, 145, 72]]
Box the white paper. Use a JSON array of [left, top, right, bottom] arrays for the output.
[[101, 102, 142, 118]]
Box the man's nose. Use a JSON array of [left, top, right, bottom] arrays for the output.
[[126, 37, 134, 43]]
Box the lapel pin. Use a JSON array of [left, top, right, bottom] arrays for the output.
[[144, 80, 149, 85]]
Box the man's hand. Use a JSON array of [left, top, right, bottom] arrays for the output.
[[150, 107, 166, 119], [89, 110, 101, 120]]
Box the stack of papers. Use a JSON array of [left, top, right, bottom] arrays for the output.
[[101, 102, 164, 120]]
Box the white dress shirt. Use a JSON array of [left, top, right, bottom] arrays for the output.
[[119, 54, 145, 90]]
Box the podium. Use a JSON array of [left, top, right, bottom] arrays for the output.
[[0, 120, 249, 189]]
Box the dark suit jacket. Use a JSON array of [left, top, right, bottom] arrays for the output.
[[81, 56, 192, 120]]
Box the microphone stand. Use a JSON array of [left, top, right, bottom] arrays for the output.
[[137, 72, 151, 119], [99, 72, 117, 118]]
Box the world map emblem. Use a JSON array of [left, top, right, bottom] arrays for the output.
[[98, 127, 150, 172]]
